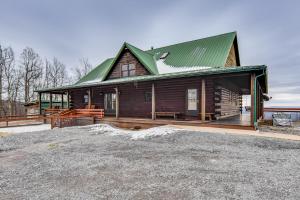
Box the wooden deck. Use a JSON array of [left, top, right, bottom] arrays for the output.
[[100, 117, 254, 130], [0, 110, 253, 130]]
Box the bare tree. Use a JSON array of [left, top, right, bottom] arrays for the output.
[[74, 57, 92, 81], [19, 47, 43, 103], [0, 46, 16, 115], [0, 45, 3, 116], [49, 57, 67, 88], [2, 47, 15, 115]]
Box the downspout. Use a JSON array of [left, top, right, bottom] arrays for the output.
[[254, 70, 265, 129]]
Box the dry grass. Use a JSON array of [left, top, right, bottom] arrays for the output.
[[0, 131, 10, 138]]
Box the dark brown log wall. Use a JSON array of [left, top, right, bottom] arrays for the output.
[[214, 82, 241, 119], [155, 77, 215, 118], [107, 49, 150, 80], [69, 76, 215, 119], [69, 89, 88, 109], [119, 82, 152, 117]]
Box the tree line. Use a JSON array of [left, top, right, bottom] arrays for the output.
[[0, 44, 93, 116]]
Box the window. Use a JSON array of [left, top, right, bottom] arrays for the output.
[[121, 64, 136, 77], [104, 93, 116, 112], [187, 89, 197, 110], [83, 94, 89, 103], [144, 91, 152, 103], [160, 52, 169, 59]]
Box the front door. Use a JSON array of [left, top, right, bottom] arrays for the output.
[[104, 93, 116, 114], [186, 88, 199, 116]]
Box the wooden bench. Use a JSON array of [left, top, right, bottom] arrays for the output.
[[198, 113, 214, 121], [85, 105, 96, 109], [155, 112, 181, 119]]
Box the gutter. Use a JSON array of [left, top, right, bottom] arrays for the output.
[[253, 70, 265, 129]]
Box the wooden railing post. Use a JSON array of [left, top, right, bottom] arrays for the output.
[[61, 93, 64, 109], [250, 73, 255, 126], [115, 87, 119, 119], [152, 83, 156, 120], [49, 92, 53, 109]]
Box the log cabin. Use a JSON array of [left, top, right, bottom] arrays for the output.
[[35, 32, 268, 127]]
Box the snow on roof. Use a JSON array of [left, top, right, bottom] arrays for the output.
[[156, 59, 212, 74]]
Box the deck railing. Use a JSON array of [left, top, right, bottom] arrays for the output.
[[50, 109, 105, 129], [0, 109, 105, 128]]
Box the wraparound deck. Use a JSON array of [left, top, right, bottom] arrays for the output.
[[100, 116, 254, 130]]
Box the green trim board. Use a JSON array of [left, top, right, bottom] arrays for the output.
[[36, 65, 267, 93]]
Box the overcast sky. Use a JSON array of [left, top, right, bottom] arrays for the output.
[[0, 0, 299, 107]]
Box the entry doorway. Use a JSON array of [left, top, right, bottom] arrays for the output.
[[104, 93, 116, 114], [186, 88, 199, 116]]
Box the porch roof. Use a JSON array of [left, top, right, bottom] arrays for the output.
[[35, 65, 267, 93]]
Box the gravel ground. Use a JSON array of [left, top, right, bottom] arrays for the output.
[[0, 125, 300, 200], [259, 124, 300, 136]]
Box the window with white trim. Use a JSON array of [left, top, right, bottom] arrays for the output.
[[121, 64, 136, 77]]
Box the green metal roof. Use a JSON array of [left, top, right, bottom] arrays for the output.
[[125, 43, 159, 74], [77, 32, 237, 85], [36, 32, 268, 93], [76, 58, 114, 84], [147, 32, 236, 67]]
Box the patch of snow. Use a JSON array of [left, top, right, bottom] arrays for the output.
[[0, 124, 51, 134], [89, 124, 182, 140], [130, 126, 182, 140], [76, 79, 101, 85], [156, 59, 212, 74]]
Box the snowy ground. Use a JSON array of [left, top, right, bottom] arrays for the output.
[[0, 124, 51, 134], [0, 124, 300, 199]]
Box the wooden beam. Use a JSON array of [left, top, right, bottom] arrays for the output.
[[88, 88, 92, 109], [250, 73, 255, 125], [39, 92, 42, 115], [49, 93, 53, 109], [61, 93, 64, 109], [152, 83, 155, 120], [201, 79, 206, 121], [67, 90, 70, 109], [115, 87, 119, 119]]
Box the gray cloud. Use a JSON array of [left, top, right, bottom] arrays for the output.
[[0, 0, 299, 106]]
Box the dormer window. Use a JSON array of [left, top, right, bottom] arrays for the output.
[[121, 64, 136, 77]]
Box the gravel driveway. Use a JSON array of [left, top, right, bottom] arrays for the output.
[[0, 125, 299, 199]]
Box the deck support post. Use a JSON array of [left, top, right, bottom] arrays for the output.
[[152, 83, 155, 120], [250, 73, 255, 126], [67, 90, 70, 109], [88, 88, 92, 109], [39, 92, 42, 115], [115, 87, 119, 119], [49, 92, 53, 109], [61, 93, 64, 109], [201, 79, 206, 121]]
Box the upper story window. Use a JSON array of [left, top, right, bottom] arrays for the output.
[[121, 64, 136, 77]]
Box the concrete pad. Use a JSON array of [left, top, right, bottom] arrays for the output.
[[0, 124, 51, 134]]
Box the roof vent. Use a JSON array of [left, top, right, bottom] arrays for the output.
[[160, 52, 169, 59]]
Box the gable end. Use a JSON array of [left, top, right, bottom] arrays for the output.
[[107, 49, 150, 80], [225, 37, 241, 67]]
